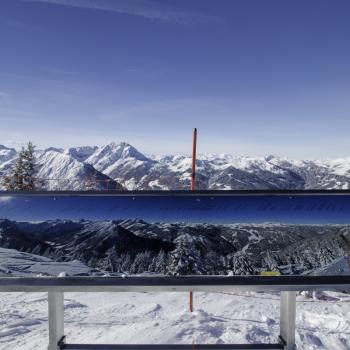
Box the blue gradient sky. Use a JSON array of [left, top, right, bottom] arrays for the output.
[[0, 0, 350, 157], [0, 195, 349, 224]]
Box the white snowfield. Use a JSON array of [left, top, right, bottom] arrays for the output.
[[0, 247, 100, 277], [0, 290, 349, 350]]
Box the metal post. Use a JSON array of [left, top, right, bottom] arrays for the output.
[[189, 127, 197, 313], [191, 128, 197, 191], [279, 291, 296, 350], [48, 292, 65, 350]]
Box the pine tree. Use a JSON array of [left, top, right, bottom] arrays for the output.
[[106, 246, 119, 272], [168, 236, 205, 275], [204, 251, 221, 275], [263, 250, 279, 271], [230, 252, 257, 275], [121, 254, 132, 272], [153, 250, 169, 274], [2, 142, 37, 191], [130, 251, 153, 274], [21, 142, 36, 190], [2, 156, 23, 190]]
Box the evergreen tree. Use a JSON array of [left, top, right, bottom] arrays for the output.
[[106, 246, 119, 272], [121, 254, 132, 272], [230, 252, 257, 275], [130, 251, 153, 274], [168, 236, 205, 275], [2, 142, 37, 191], [21, 142, 36, 190], [151, 250, 169, 274], [263, 250, 279, 271], [2, 155, 24, 190]]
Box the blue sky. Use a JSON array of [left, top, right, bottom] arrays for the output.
[[0, 0, 350, 157], [0, 194, 349, 224]]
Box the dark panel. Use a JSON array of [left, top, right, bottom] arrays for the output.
[[1, 192, 350, 277]]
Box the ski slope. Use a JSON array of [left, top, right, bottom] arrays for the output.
[[0, 290, 349, 350]]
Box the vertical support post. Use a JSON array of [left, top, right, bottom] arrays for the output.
[[189, 127, 197, 313], [48, 292, 65, 350], [191, 128, 197, 191], [189, 291, 194, 313], [279, 291, 296, 350]]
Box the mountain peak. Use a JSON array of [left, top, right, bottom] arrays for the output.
[[102, 142, 141, 156], [44, 147, 64, 154], [64, 146, 98, 162], [90, 142, 151, 164], [0, 145, 17, 168], [265, 154, 278, 162]]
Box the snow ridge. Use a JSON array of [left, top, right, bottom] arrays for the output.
[[2, 142, 350, 190]]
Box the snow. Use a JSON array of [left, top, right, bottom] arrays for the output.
[[86, 142, 154, 178], [309, 256, 350, 276], [2, 141, 350, 348], [1, 245, 348, 349], [0, 145, 17, 176], [0, 290, 349, 349], [0, 247, 101, 277], [147, 179, 169, 190], [325, 158, 350, 176], [63, 146, 97, 162], [4, 141, 350, 190], [0, 145, 16, 164], [35, 149, 122, 190]]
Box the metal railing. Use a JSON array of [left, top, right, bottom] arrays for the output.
[[1, 275, 350, 350]]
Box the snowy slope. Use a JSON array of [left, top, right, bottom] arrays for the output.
[[0, 145, 16, 176], [0, 239, 349, 349], [36, 149, 124, 190], [0, 290, 349, 349], [0, 145, 16, 165], [309, 256, 350, 276], [86, 142, 156, 189], [0, 247, 102, 277], [63, 146, 98, 162]]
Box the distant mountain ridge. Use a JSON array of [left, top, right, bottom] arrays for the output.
[[1, 141, 350, 190], [1, 218, 349, 275]]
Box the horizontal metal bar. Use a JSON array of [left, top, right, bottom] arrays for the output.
[[61, 344, 284, 350], [0, 276, 349, 293], [2, 189, 350, 197]]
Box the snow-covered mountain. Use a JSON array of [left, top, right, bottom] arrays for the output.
[[64, 146, 98, 162], [77, 144, 350, 190], [2, 142, 350, 190], [1, 218, 349, 275], [0, 146, 124, 190], [36, 148, 124, 190], [0, 145, 16, 176], [86, 142, 156, 189]]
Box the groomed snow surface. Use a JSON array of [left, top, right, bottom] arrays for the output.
[[0, 291, 349, 350]]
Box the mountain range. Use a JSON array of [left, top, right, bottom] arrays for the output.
[[1, 142, 350, 190], [1, 218, 349, 276]]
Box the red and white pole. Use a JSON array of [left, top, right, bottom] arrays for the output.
[[189, 128, 197, 312], [191, 128, 197, 191]]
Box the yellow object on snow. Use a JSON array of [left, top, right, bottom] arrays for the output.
[[260, 271, 281, 276]]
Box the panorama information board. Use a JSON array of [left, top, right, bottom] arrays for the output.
[[0, 192, 349, 277]]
